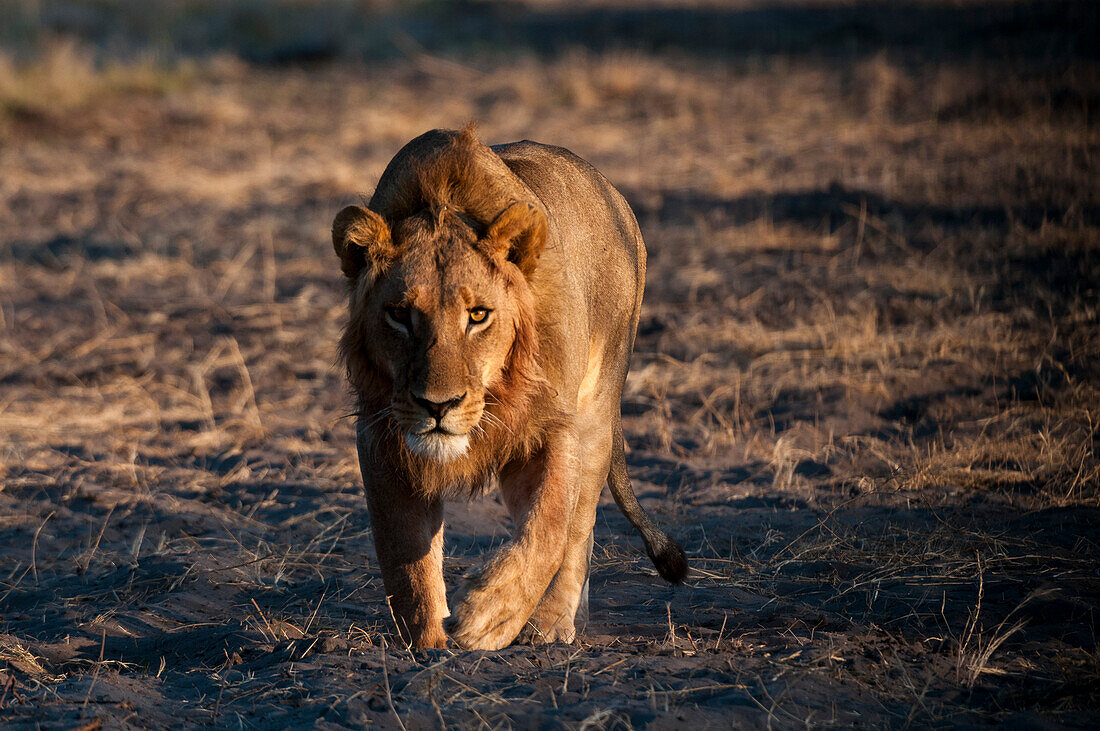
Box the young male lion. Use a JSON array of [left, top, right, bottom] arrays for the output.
[[333, 127, 687, 650]]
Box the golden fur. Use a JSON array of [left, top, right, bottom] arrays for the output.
[[334, 127, 686, 650]]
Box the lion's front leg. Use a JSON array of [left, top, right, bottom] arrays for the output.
[[448, 430, 579, 650], [362, 452, 449, 649]]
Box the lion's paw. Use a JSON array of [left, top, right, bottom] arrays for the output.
[[447, 587, 525, 650], [516, 614, 576, 645], [412, 625, 450, 650]]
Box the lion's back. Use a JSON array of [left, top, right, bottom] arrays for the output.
[[493, 140, 644, 282], [493, 141, 644, 325], [493, 139, 646, 391]]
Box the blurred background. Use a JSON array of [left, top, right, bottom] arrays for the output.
[[1, 1, 1097, 727]]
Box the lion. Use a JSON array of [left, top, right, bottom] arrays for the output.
[[332, 126, 687, 650]]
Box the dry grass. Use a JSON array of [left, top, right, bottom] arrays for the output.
[[1, 0, 1098, 727], [0, 38, 193, 125]]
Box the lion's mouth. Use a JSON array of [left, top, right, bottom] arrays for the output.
[[404, 429, 470, 462]]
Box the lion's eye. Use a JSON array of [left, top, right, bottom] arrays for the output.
[[468, 307, 490, 325], [384, 305, 412, 332]]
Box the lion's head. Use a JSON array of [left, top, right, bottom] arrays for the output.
[[334, 130, 549, 477]]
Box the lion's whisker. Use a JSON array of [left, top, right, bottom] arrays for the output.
[[481, 410, 513, 436], [360, 406, 393, 432]]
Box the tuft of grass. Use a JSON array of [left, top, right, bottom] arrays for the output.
[[0, 637, 64, 683], [0, 38, 192, 121], [953, 567, 1053, 689]]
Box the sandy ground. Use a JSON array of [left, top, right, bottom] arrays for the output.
[[1, 1, 1098, 727]]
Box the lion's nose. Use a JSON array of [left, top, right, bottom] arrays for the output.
[[412, 392, 467, 421]]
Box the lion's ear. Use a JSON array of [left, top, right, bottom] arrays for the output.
[[486, 201, 547, 278], [332, 205, 395, 279]]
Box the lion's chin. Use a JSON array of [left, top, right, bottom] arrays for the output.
[[405, 431, 470, 462]]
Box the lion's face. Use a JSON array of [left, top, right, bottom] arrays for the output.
[[335, 201, 546, 463], [366, 214, 518, 461]]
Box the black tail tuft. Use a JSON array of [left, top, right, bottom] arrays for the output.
[[646, 535, 689, 584]]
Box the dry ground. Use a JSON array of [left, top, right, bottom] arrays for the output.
[[1, 1, 1098, 727]]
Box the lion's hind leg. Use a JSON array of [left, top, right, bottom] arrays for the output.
[[518, 419, 611, 644], [576, 528, 594, 625]]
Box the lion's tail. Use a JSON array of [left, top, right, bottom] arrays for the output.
[[606, 422, 689, 584]]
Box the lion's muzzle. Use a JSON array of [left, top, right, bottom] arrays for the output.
[[397, 390, 485, 462]]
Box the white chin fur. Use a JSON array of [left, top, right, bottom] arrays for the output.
[[405, 431, 470, 462]]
